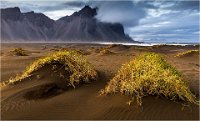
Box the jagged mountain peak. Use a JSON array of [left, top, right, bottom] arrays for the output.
[[72, 5, 97, 18], [1, 7, 21, 13], [1, 6, 135, 43], [1, 7, 21, 20]]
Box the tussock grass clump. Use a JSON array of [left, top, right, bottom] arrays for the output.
[[50, 48, 90, 55], [88, 47, 101, 53], [50, 48, 60, 52], [99, 49, 114, 55], [10, 48, 28, 56], [1, 50, 97, 88], [104, 44, 118, 49], [101, 53, 198, 105], [73, 49, 91, 55], [175, 50, 199, 57]]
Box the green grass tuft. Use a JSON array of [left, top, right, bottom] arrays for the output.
[[1, 50, 97, 88], [100, 52, 198, 105]]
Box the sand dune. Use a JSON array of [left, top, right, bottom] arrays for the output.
[[1, 43, 199, 120]]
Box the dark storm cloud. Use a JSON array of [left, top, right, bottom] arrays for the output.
[[92, 1, 158, 27], [33, 2, 84, 12], [166, 1, 199, 11], [0, 1, 84, 13], [63, 1, 85, 7], [125, 0, 199, 43]]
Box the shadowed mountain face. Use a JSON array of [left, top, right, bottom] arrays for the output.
[[1, 6, 134, 42]]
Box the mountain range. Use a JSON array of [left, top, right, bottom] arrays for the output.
[[1, 6, 135, 43]]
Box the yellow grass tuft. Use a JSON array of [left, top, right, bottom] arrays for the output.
[[10, 48, 28, 56], [1, 50, 97, 88], [104, 44, 118, 49], [100, 53, 198, 105], [99, 48, 114, 55], [175, 50, 199, 57], [73, 49, 91, 55]]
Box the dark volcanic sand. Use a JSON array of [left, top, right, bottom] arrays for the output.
[[1, 43, 199, 120]]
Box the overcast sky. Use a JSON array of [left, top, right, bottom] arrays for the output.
[[1, 0, 199, 43]]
